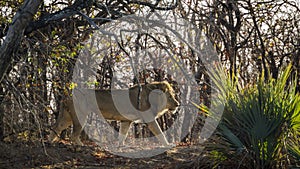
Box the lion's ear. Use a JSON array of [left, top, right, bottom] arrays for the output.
[[161, 81, 171, 91], [146, 81, 170, 92]]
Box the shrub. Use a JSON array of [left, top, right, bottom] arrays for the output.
[[204, 64, 300, 169]]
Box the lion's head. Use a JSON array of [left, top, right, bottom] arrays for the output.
[[145, 81, 179, 111]]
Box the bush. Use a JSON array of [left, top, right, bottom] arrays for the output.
[[204, 64, 300, 169]]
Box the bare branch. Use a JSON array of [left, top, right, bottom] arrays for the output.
[[128, 0, 178, 11]]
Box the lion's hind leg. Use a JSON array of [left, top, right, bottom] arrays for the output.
[[68, 103, 87, 146], [49, 104, 73, 143], [70, 122, 84, 146]]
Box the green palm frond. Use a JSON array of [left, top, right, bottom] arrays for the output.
[[204, 64, 300, 168], [218, 124, 246, 152], [288, 143, 300, 162]]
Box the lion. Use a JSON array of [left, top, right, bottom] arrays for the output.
[[49, 81, 179, 146]]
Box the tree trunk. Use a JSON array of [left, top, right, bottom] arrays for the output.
[[0, 83, 5, 141], [0, 0, 41, 83]]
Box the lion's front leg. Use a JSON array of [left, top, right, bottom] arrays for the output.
[[147, 120, 170, 146], [118, 121, 131, 145]]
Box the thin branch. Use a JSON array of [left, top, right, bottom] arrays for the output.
[[128, 0, 178, 11]]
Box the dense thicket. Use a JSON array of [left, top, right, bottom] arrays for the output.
[[0, 0, 298, 152]]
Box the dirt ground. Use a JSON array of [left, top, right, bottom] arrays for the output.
[[0, 140, 204, 169]]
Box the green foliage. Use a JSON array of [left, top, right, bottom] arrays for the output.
[[205, 64, 300, 168]]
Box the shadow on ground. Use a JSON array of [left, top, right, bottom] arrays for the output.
[[0, 141, 204, 169]]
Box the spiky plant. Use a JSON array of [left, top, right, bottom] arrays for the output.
[[203, 64, 300, 169]]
